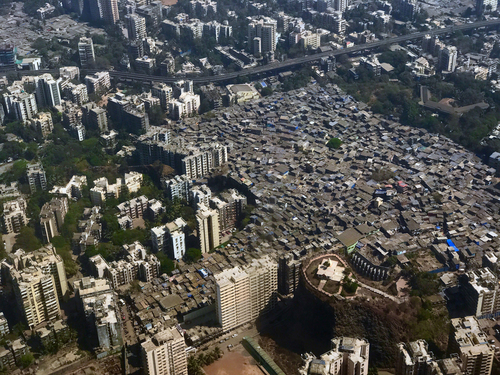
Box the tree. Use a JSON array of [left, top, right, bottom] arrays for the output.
[[491, 42, 500, 59], [185, 248, 202, 263], [261, 86, 273, 96], [156, 252, 176, 275], [19, 353, 34, 368], [0, 238, 5, 259], [91, 34, 106, 45], [342, 278, 358, 294], [148, 105, 166, 127], [198, 99, 211, 114], [51, 236, 79, 277], [188, 355, 204, 375], [327, 137, 343, 149], [13, 226, 41, 252], [86, 242, 121, 262], [409, 271, 440, 297], [213, 346, 222, 359], [129, 280, 142, 294]]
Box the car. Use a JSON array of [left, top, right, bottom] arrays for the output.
[[232, 334, 238, 338], [219, 340, 224, 344], [227, 344, 233, 348]]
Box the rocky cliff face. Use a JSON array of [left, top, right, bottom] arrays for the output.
[[261, 279, 446, 370]]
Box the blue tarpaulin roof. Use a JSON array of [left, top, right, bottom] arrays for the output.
[[447, 239, 459, 252]]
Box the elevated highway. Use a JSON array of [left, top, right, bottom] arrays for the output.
[[8, 18, 500, 84]]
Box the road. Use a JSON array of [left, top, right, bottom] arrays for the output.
[[119, 302, 137, 345], [9, 19, 500, 84]]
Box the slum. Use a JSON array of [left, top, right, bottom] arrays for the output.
[[129, 82, 500, 343]]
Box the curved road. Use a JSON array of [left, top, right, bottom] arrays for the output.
[[12, 19, 500, 84]]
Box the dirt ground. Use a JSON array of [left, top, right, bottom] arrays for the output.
[[258, 336, 302, 375], [35, 344, 87, 375], [132, 217, 145, 229], [204, 346, 265, 375], [413, 251, 443, 272], [66, 356, 122, 375], [2, 232, 17, 253]]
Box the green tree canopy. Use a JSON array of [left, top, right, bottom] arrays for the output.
[[13, 226, 41, 252], [185, 248, 202, 263], [19, 353, 34, 368], [327, 138, 343, 149]]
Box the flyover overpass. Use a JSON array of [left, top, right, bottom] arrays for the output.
[[10, 18, 500, 84]]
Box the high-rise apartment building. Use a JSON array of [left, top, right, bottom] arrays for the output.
[[11, 268, 61, 328], [151, 83, 174, 109], [25, 246, 68, 299], [90, 172, 142, 206], [190, 185, 212, 208], [449, 317, 494, 375], [2, 198, 27, 234], [82, 102, 108, 133], [78, 37, 95, 68], [168, 92, 200, 120], [107, 92, 150, 132], [137, 128, 228, 179], [189, 0, 217, 16], [0, 313, 8, 337], [40, 197, 69, 243], [3, 245, 69, 300], [4, 92, 38, 122], [35, 74, 62, 108], [0, 44, 16, 68], [163, 174, 191, 201], [62, 82, 88, 106], [74, 277, 122, 351], [439, 46, 458, 73], [85, 71, 111, 94], [27, 162, 47, 193], [334, 0, 349, 12], [396, 0, 418, 19], [215, 256, 277, 331], [301, 337, 370, 375], [62, 102, 82, 128], [28, 112, 53, 138], [278, 254, 301, 296], [477, 0, 497, 14], [210, 189, 247, 237], [102, 0, 119, 24], [88, 0, 119, 23], [141, 327, 187, 375], [248, 17, 277, 55], [1, 246, 68, 327], [196, 204, 220, 254], [396, 340, 435, 375], [136, 1, 163, 27], [125, 13, 147, 41], [166, 221, 185, 257], [461, 268, 500, 318], [181, 143, 226, 178], [88, 0, 103, 22], [89, 242, 159, 288], [151, 218, 187, 260]]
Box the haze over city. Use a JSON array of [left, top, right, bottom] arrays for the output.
[[2, 0, 500, 374]]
